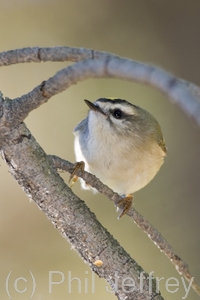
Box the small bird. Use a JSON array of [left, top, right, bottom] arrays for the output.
[[72, 98, 166, 217]]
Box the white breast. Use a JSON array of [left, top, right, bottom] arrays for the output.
[[74, 115, 165, 195]]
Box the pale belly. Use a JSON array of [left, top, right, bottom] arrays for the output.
[[74, 135, 164, 195]]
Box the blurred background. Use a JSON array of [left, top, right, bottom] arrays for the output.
[[0, 0, 200, 299]]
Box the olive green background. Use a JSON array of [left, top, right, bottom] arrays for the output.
[[0, 1, 200, 299]]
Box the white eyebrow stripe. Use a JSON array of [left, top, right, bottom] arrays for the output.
[[96, 102, 137, 116]]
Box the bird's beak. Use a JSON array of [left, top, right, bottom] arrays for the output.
[[84, 100, 106, 116]]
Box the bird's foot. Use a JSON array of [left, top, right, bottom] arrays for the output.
[[69, 161, 85, 188], [117, 194, 133, 219]]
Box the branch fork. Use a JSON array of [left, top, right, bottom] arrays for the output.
[[0, 46, 200, 299]]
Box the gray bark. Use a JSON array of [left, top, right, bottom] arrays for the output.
[[1, 46, 200, 298]]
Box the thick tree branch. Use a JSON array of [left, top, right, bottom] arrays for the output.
[[0, 104, 163, 299], [0, 46, 200, 298]]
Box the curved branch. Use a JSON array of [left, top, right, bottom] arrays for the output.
[[0, 48, 198, 129]]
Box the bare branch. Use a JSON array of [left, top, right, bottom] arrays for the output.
[[0, 46, 200, 298], [0, 117, 164, 300], [41, 57, 200, 128], [49, 155, 200, 297], [0, 47, 198, 129], [0, 47, 41, 66], [0, 46, 114, 66]]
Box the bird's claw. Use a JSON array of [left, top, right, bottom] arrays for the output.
[[117, 194, 133, 218], [69, 161, 85, 188]]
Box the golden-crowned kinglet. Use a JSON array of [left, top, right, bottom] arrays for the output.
[[73, 98, 166, 216]]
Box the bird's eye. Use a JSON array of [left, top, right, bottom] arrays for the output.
[[112, 109, 123, 119]]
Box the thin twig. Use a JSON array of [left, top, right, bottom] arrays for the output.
[[48, 155, 200, 297]]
